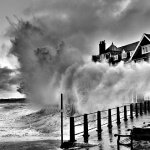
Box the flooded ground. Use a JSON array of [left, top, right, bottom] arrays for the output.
[[0, 102, 150, 150], [77, 113, 150, 150]]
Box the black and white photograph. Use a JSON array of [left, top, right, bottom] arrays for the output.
[[1, 0, 150, 149]]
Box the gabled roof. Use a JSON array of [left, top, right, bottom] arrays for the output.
[[145, 34, 150, 39], [118, 41, 139, 52], [129, 33, 150, 61], [106, 41, 139, 54], [106, 43, 119, 52], [105, 33, 150, 60]]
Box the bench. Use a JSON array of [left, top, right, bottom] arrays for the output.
[[114, 128, 150, 150]]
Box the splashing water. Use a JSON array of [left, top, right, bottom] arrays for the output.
[[4, 19, 150, 115]]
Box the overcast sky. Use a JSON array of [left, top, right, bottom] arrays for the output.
[[1, 0, 150, 66], [0, 0, 150, 98]]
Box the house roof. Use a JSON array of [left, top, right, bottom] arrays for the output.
[[106, 41, 139, 54], [129, 33, 150, 61], [118, 41, 139, 52], [106, 43, 119, 52], [105, 33, 150, 60], [145, 33, 150, 39]]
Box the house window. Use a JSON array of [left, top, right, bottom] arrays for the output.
[[142, 44, 150, 54], [114, 55, 118, 61], [122, 52, 127, 59], [100, 54, 105, 60], [136, 59, 144, 63], [106, 53, 110, 59], [130, 51, 134, 57]]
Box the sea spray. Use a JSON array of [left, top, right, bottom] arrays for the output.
[[5, 19, 150, 115]]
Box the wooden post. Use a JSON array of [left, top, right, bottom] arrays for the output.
[[148, 101, 150, 111], [140, 103, 143, 115], [130, 104, 133, 119], [135, 103, 138, 117], [117, 136, 120, 150], [146, 101, 148, 112], [124, 105, 128, 121], [117, 107, 121, 125], [83, 114, 89, 143], [144, 101, 147, 114], [131, 135, 133, 150], [97, 111, 102, 140], [108, 109, 112, 128], [70, 117, 75, 143], [147, 101, 149, 111], [148, 101, 150, 112], [61, 93, 63, 146]]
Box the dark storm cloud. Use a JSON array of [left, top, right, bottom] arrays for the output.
[[23, 0, 127, 52], [107, 0, 150, 44], [23, 0, 150, 48], [0, 67, 19, 91], [5, 0, 150, 110]]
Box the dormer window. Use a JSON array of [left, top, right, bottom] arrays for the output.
[[122, 50, 127, 59], [114, 55, 118, 61], [142, 44, 150, 54]]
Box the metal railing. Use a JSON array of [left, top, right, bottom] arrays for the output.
[[69, 100, 150, 143]]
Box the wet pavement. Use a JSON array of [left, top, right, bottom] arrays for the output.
[[0, 140, 61, 150], [77, 112, 150, 150], [0, 102, 150, 150]]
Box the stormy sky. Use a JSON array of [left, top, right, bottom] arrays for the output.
[[23, 0, 150, 47], [0, 0, 150, 44], [1, 0, 150, 53], [0, 0, 150, 97]]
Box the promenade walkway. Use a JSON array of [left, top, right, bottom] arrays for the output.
[[78, 112, 150, 150]]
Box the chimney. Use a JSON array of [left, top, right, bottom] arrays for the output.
[[99, 40, 106, 55]]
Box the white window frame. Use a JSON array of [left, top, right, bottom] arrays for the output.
[[130, 51, 134, 57], [142, 44, 150, 54], [114, 55, 118, 61], [100, 54, 105, 60], [122, 51, 127, 59]]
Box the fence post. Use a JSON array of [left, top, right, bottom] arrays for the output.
[[83, 114, 89, 143], [140, 103, 143, 115], [61, 93, 63, 146], [144, 101, 147, 114], [108, 109, 112, 128], [130, 104, 133, 119], [135, 103, 138, 117], [148, 101, 150, 112], [117, 107, 121, 125], [146, 101, 148, 112], [147, 101, 149, 111], [97, 111, 102, 140], [124, 105, 128, 121], [70, 117, 75, 143]]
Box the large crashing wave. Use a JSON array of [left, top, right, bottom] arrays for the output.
[[6, 19, 150, 115]]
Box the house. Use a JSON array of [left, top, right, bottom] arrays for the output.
[[92, 33, 150, 64], [92, 33, 150, 102]]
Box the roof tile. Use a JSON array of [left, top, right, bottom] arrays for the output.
[[118, 41, 139, 52]]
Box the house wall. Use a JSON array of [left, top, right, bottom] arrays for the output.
[[92, 35, 150, 64], [132, 36, 150, 62]]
